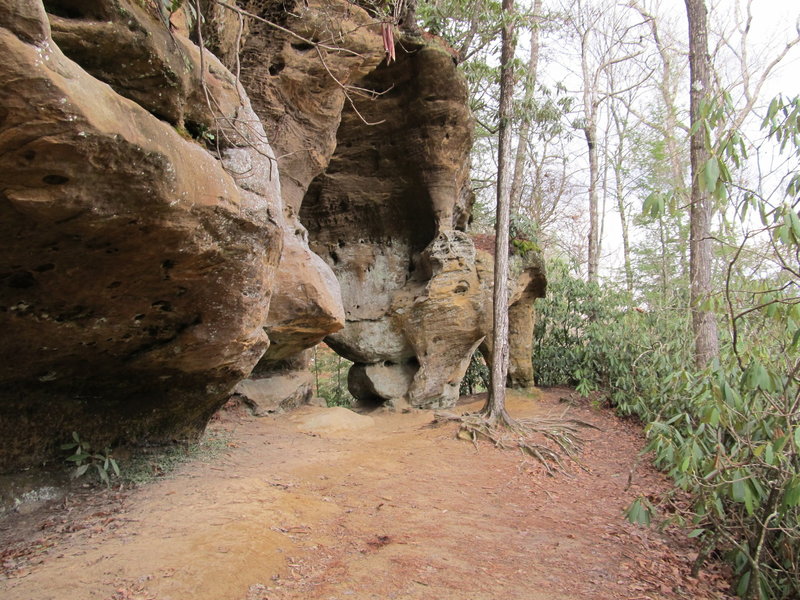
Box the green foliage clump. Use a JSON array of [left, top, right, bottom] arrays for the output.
[[61, 432, 120, 486], [312, 344, 356, 407], [533, 248, 800, 598], [644, 358, 800, 600], [533, 259, 691, 405], [460, 349, 489, 396]]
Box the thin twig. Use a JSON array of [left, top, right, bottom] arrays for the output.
[[213, 0, 366, 57], [315, 47, 386, 126]]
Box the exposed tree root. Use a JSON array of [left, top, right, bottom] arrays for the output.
[[431, 409, 600, 476]]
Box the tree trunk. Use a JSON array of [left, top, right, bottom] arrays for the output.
[[585, 121, 600, 283], [685, 0, 719, 367], [658, 214, 669, 300], [484, 0, 516, 423], [610, 104, 632, 292], [509, 0, 543, 212], [399, 0, 419, 33], [617, 179, 632, 293]]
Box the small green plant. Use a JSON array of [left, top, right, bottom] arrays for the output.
[[511, 238, 539, 256], [156, 0, 200, 30], [121, 430, 231, 486], [460, 349, 489, 395], [61, 432, 120, 486], [313, 344, 356, 407]]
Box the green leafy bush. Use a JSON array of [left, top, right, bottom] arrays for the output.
[[533, 259, 691, 409], [61, 431, 120, 486], [533, 252, 799, 598]]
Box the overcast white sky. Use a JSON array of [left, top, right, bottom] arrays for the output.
[[531, 0, 800, 278]]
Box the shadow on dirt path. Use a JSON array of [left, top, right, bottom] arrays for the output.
[[1, 388, 733, 600]]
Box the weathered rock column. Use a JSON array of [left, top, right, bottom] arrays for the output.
[[300, 36, 482, 409], [229, 0, 385, 409], [474, 237, 547, 390]]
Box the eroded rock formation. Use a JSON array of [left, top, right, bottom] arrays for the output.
[[226, 0, 385, 404], [299, 36, 482, 409], [0, 0, 282, 470], [0, 0, 547, 471], [238, 0, 387, 370], [473, 235, 547, 389]]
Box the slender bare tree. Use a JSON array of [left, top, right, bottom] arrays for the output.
[[566, 0, 646, 282], [510, 0, 544, 213], [484, 0, 517, 423], [685, 0, 719, 367]]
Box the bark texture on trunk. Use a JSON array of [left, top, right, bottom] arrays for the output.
[[609, 106, 632, 292], [584, 122, 600, 283], [509, 0, 543, 212], [486, 0, 516, 422], [685, 0, 719, 368]]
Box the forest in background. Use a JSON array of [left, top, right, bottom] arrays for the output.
[[408, 0, 800, 598]]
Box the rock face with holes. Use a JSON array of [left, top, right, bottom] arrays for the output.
[[227, 0, 542, 408], [212, 0, 386, 396], [297, 34, 481, 409], [0, 0, 283, 470], [0, 0, 547, 471]]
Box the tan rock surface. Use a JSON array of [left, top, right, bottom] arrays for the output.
[[259, 220, 346, 367], [240, 0, 385, 212], [234, 371, 314, 415], [0, 0, 282, 470], [301, 37, 480, 408], [235, 3, 482, 409], [233, 0, 379, 378]]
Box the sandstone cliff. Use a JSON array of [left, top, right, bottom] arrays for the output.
[[0, 0, 545, 471], [0, 0, 286, 470]]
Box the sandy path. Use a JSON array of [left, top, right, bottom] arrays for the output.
[[1, 389, 732, 600]]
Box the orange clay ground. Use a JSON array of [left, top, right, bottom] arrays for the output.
[[1, 388, 734, 600]]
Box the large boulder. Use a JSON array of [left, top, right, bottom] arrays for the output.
[[258, 220, 346, 367], [0, 0, 283, 470], [234, 370, 314, 415], [506, 253, 547, 387]]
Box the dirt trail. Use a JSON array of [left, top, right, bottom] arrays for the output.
[[1, 389, 733, 600]]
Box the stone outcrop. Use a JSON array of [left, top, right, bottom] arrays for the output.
[[473, 238, 547, 389], [299, 35, 482, 409], [0, 0, 547, 471], [506, 252, 547, 388], [228, 0, 386, 394], [233, 1, 543, 407], [0, 0, 282, 470], [234, 370, 314, 415], [258, 220, 346, 368]]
